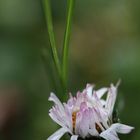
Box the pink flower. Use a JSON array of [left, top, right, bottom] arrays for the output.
[[47, 83, 134, 140]]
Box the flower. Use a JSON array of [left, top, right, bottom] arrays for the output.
[[47, 83, 134, 140]]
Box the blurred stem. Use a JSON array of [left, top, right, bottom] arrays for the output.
[[44, 0, 61, 78], [43, 0, 75, 94], [62, 0, 75, 90]]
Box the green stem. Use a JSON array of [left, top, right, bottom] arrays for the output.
[[62, 0, 75, 89], [43, 0, 61, 78]]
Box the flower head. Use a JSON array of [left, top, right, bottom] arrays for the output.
[[48, 83, 134, 140]]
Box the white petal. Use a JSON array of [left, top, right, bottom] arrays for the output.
[[93, 92, 106, 110], [100, 99, 106, 106], [89, 128, 99, 136], [96, 88, 108, 98], [47, 127, 68, 140], [100, 123, 134, 140], [49, 112, 65, 127], [105, 84, 117, 116], [70, 135, 78, 140], [49, 92, 65, 113], [100, 128, 119, 140], [110, 123, 134, 134], [100, 132, 119, 140], [86, 84, 94, 97]]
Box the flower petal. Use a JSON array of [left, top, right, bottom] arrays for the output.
[[96, 88, 108, 99], [85, 84, 94, 97], [49, 92, 65, 114], [105, 84, 117, 116], [49, 111, 66, 128], [88, 109, 99, 136], [70, 135, 79, 140], [100, 128, 119, 140], [100, 99, 106, 106], [100, 123, 134, 140], [109, 123, 134, 134], [47, 127, 68, 140], [78, 109, 90, 138]]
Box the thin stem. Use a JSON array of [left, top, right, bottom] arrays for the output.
[[62, 0, 75, 89], [43, 0, 61, 77]]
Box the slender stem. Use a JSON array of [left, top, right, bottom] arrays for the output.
[[62, 0, 75, 89], [43, 0, 61, 77]]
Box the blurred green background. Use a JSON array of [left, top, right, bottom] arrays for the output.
[[0, 0, 139, 139]]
